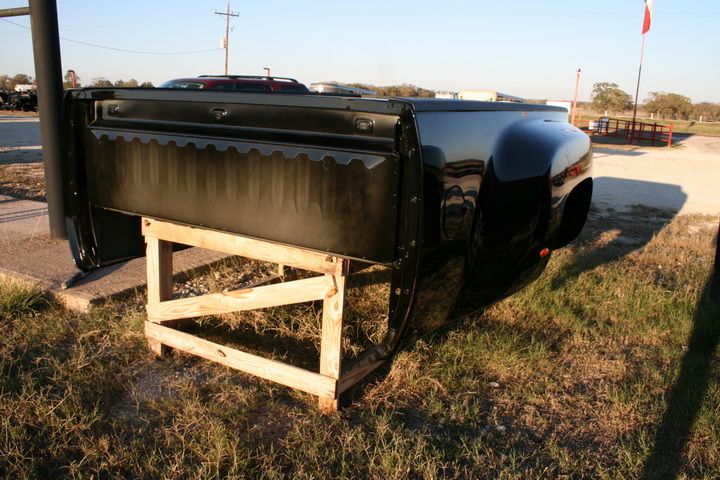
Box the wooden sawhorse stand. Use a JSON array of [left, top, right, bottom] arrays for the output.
[[142, 217, 351, 412]]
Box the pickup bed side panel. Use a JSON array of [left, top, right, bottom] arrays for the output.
[[410, 109, 592, 330]]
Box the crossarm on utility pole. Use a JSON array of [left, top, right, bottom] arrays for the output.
[[0, 6, 30, 17]]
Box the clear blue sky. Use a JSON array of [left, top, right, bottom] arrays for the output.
[[1, 0, 719, 102]]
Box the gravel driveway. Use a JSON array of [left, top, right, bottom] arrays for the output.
[[592, 135, 720, 216]]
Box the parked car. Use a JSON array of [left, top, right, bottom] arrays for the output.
[[158, 75, 310, 93], [14, 91, 38, 112], [0, 90, 38, 112]]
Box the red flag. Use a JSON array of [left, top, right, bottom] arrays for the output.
[[642, 0, 654, 34]]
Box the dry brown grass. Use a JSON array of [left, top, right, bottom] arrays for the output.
[[1, 208, 718, 479], [0, 162, 45, 201]]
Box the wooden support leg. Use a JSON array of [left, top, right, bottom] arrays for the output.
[[146, 236, 173, 356], [319, 270, 345, 412], [141, 218, 358, 411]]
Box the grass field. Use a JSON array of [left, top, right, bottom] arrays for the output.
[[1, 207, 719, 479]]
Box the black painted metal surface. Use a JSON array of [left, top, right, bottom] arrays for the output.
[[409, 109, 593, 329]]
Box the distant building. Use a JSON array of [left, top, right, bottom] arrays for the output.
[[309, 83, 377, 95], [14, 84, 36, 92], [545, 100, 572, 121], [545, 100, 571, 112], [458, 90, 523, 103], [435, 91, 458, 99]]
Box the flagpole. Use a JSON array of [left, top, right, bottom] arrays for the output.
[[631, 33, 647, 141]]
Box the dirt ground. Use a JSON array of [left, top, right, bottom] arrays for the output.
[[1, 116, 719, 215], [592, 134, 720, 215]]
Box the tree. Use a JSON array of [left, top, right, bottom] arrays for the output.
[[139, 81, 154, 88], [113, 79, 138, 88], [0, 75, 11, 91], [12, 73, 32, 86], [693, 102, 720, 122], [90, 77, 113, 87], [346, 82, 435, 97], [590, 82, 632, 114], [63, 70, 81, 89], [644, 92, 693, 120], [0, 73, 34, 91]]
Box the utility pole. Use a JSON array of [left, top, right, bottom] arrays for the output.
[[571, 68, 581, 126], [215, 2, 238, 75]]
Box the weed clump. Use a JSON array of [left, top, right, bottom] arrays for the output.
[[0, 279, 50, 321]]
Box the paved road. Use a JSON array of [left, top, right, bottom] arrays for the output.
[[1, 116, 719, 215], [0, 116, 41, 163]]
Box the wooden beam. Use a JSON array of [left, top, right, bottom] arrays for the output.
[[318, 270, 346, 412], [146, 237, 173, 305], [145, 322, 337, 398], [146, 237, 173, 355], [147, 275, 330, 322], [141, 218, 342, 276]]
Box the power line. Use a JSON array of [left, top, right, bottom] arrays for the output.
[[0, 17, 223, 55]]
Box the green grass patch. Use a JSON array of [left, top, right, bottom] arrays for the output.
[[0, 211, 718, 478]]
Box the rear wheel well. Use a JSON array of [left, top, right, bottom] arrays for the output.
[[553, 178, 593, 249]]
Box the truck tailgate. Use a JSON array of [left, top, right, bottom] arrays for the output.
[[64, 90, 403, 266]]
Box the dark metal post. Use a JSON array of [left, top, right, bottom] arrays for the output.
[[28, 0, 67, 238]]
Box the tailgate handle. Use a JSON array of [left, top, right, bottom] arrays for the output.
[[211, 108, 228, 122], [354, 117, 374, 133]]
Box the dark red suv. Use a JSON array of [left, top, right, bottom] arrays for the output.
[[158, 75, 309, 93]]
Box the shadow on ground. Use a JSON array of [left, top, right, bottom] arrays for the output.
[[592, 147, 647, 158], [640, 273, 720, 480]]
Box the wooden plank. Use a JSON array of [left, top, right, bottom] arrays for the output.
[[146, 236, 173, 355], [318, 270, 346, 412], [147, 275, 330, 322], [144, 322, 337, 398], [141, 217, 342, 276]]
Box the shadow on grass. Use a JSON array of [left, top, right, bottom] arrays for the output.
[[640, 274, 720, 479], [553, 178, 687, 290], [0, 185, 46, 202], [551, 207, 674, 291]]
